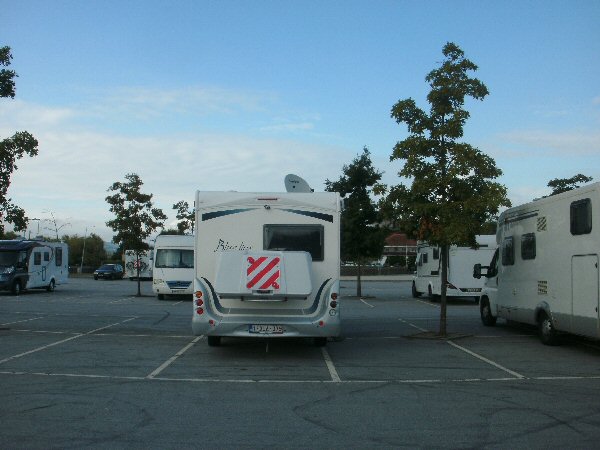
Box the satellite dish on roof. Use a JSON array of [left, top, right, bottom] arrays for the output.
[[284, 174, 313, 193]]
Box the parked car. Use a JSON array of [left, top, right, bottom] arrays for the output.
[[93, 264, 124, 280]]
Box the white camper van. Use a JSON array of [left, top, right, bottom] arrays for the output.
[[124, 249, 153, 280], [152, 235, 194, 299], [474, 182, 600, 345], [412, 235, 496, 301], [0, 240, 68, 295], [192, 191, 341, 347]]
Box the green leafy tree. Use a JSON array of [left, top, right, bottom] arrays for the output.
[[63, 233, 107, 270], [106, 173, 167, 295], [547, 174, 593, 196], [325, 147, 386, 297], [0, 46, 38, 235], [173, 200, 194, 234], [387, 42, 510, 336]]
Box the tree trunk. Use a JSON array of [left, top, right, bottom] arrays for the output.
[[136, 263, 141, 296], [439, 244, 448, 336], [356, 261, 362, 297]]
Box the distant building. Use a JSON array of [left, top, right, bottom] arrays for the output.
[[383, 233, 417, 258]]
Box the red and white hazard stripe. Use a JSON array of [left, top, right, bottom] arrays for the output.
[[246, 256, 281, 290]]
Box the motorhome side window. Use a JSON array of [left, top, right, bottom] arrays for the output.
[[55, 247, 63, 266], [570, 198, 592, 235], [521, 233, 536, 260], [422, 253, 428, 264], [263, 224, 324, 261], [501, 236, 514, 266], [432, 248, 439, 260], [44, 252, 50, 262], [33, 252, 41, 265]]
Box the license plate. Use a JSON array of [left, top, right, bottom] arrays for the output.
[[248, 324, 285, 335]]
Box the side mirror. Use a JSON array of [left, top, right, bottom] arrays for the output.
[[473, 264, 482, 279]]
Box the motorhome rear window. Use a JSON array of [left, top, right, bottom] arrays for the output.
[[55, 247, 63, 266], [501, 236, 514, 266], [570, 198, 592, 235], [263, 225, 324, 261], [155, 249, 194, 268], [521, 233, 536, 260]]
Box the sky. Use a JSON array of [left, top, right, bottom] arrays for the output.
[[2, 0, 599, 242]]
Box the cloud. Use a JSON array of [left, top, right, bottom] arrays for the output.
[[86, 86, 277, 121], [494, 130, 600, 156], [8, 128, 348, 240]]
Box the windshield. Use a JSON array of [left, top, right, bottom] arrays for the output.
[[0, 250, 26, 267], [99, 265, 115, 271], [155, 249, 194, 268]]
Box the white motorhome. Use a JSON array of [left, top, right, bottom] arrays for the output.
[[124, 249, 153, 280], [474, 182, 600, 345], [192, 190, 341, 347], [412, 235, 496, 301], [152, 235, 194, 299], [0, 240, 68, 295]]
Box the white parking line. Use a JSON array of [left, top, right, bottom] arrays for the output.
[[1, 316, 44, 326], [0, 317, 138, 365], [359, 298, 374, 308], [398, 317, 428, 332], [321, 347, 341, 382], [415, 299, 439, 308], [446, 340, 525, 379], [3, 369, 599, 385], [147, 336, 203, 379]]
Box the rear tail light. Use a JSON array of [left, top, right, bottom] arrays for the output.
[[196, 307, 204, 315]]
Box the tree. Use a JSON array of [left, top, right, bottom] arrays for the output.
[[0, 46, 38, 235], [387, 42, 510, 336], [173, 200, 194, 234], [106, 173, 167, 295], [547, 174, 593, 196], [63, 233, 107, 269], [325, 147, 386, 297]]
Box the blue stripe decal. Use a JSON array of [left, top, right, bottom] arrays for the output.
[[202, 208, 258, 221], [281, 209, 334, 222]]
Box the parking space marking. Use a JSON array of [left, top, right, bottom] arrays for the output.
[[4, 369, 600, 385], [398, 317, 428, 332], [0, 317, 138, 365], [146, 336, 203, 379], [1, 316, 45, 326], [321, 347, 341, 382], [359, 298, 375, 308], [446, 340, 525, 379], [415, 299, 439, 308]]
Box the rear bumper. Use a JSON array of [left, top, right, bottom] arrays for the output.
[[192, 312, 341, 338]]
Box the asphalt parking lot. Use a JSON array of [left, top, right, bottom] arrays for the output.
[[1, 277, 600, 449]]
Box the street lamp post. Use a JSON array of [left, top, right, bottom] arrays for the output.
[[79, 226, 95, 274], [29, 218, 40, 239]]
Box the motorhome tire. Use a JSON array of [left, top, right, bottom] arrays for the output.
[[207, 336, 221, 347], [480, 298, 497, 326], [538, 313, 560, 346], [314, 337, 327, 347], [157, 294, 165, 300], [11, 281, 21, 296], [412, 282, 421, 298], [47, 280, 55, 292]]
